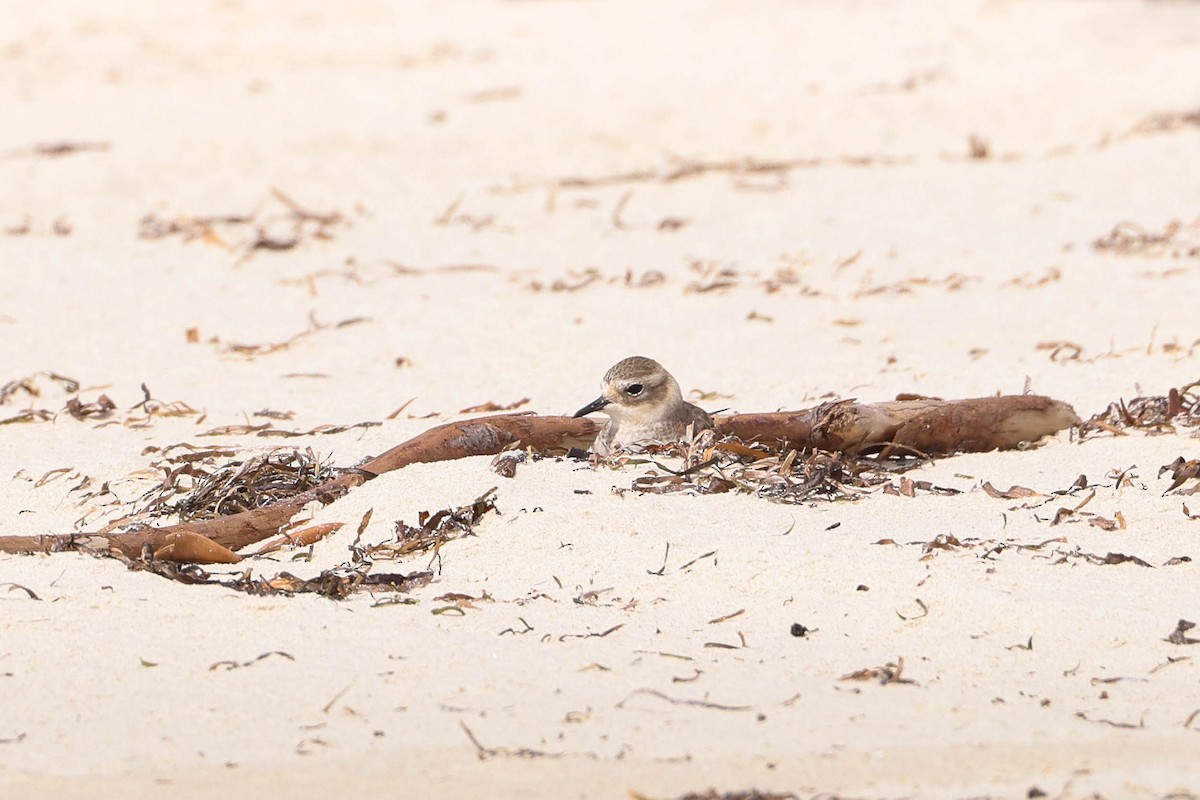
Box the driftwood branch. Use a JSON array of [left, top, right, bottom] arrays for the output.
[[719, 395, 1081, 457], [0, 395, 1078, 562]]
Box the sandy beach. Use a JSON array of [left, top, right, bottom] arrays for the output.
[[2, 1, 1200, 797]]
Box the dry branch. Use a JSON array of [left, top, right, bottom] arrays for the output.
[[0, 396, 1078, 562]]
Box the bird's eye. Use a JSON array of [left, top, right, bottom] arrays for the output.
[[626, 383, 644, 396]]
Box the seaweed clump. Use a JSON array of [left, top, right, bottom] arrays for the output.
[[140, 447, 335, 521], [611, 432, 943, 504], [1078, 381, 1200, 439]]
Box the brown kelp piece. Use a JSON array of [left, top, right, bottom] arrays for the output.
[[0, 472, 363, 561], [0, 395, 1078, 562], [151, 531, 241, 564], [360, 414, 601, 475], [717, 395, 1079, 456]]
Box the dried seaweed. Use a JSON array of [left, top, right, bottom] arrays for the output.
[[619, 433, 905, 504], [853, 271, 979, 298], [1167, 619, 1199, 646], [252, 522, 344, 555], [0, 372, 79, 403], [1, 583, 40, 600], [491, 450, 526, 478], [1078, 381, 1200, 439], [1093, 216, 1200, 258], [839, 657, 917, 686], [138, 187, 347, 261], [459, 398, 530, 414], [616, 688, 751, 712], [1130, 109, 1200, 136], [1050, 547, 1154, 568], [82, 491, 498, 598], [124, 383, 200, 427], [359, 488, 498, 562], [31, 141, 110, 158], [218, 313, 369, 358], [630, 791, 799, 800], [525, 261, 818, 295], [139, 448, 334, 522], [1074, 711, 1145, 730], [90, 539, 432, 600], [0, 372, 82, 424], [4, 398, 1077, 563], [432, 194, 497, 231], [234, 568, 433, 599], [221, 490, 498, 598], [460, 721, 573, 761], [518, 152, 914, 192], [257, 421, 381, 438], [208, 651, 294, 671], [0, 409, 54, 426], [64, 394, 116, 420], [1160, 457, 1200, 495], [982, 482, 1040, 499]]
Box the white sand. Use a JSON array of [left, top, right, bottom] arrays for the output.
[[3, 1, 1200, 797]]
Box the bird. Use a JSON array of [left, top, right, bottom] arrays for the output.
[[573, 356, 714, 456]]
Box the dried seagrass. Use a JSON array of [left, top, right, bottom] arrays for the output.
[[140, 448, 334, 522], [619, 434, 894, 504], [1078, 381, 1200, 438]]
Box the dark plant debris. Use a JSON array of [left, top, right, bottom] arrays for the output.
[[1167, 619, 1199, 646], [125, 383, 200, 427], [0, 372, 78, 424], [89, 489, 498, 599], [459, 720, 572, 761], [241, 568, 434, 600], [64, 394, 116, 420], [197, 420, 380, 438], [138, 187, 348, 262], [1, 371, 79, 403], [630, 791, 799, 800], [1093, 216, 1200, 258], [614, 432, 924, 505], [1074, 711, 1145, 730], [139, 448, 335, 522], [2, 583, 40, 600], [459, 398, 530, 414], [1, 375, 197, 428], [839, 657, 917, 686], [1078, 381, 1200, 439], [1049, 547, 1154, 568], [530, 152, 914, 193], [217, 312, 370, 358], [525, 260, 825, 295], [91, 539, 433, 600], [1160, 457, 1200, 495], [616, 688, 751, 712], [0, 409, 54, 426], [208, 651, 295, 671], [361, 488, 499, 562], [2, 141, 111, 159]]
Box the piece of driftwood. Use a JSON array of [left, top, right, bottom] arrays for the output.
[[719, 395, 1081, 457], [0, 395, 1078, 562], [359, 415, 600, 475]]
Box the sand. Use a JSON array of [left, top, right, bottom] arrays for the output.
[[2, 1, 1200, 797]]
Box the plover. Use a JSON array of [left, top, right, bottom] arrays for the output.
[[573, 356, 714, 455]]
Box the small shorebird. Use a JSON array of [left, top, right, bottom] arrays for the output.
[[573, 356, 714, 455]]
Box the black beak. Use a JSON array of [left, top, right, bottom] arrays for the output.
[[573, 396, 610, 418]]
